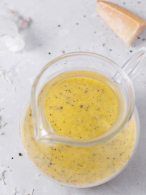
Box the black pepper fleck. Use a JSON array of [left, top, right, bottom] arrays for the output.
[[19, 153, 23, 157], [49, 162, 53, 166], [142, 38, 146, 41], [62, 50, 66, 54]]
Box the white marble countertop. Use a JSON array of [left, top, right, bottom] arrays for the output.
[[0, 0, 146, 194]]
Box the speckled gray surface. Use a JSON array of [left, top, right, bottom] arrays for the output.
[[0, 0, 146, 194]]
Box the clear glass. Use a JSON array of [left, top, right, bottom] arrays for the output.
[[22, 50, 145, 187], [32, 52, 135, 145]]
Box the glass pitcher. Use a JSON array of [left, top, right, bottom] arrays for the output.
[[22, 49, 145, 188]]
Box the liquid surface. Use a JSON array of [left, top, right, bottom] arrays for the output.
[[39, 71, 121, 140]]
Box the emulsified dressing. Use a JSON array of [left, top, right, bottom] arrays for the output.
[[39, 71, 121, 140], [22, 71, 137, 186]]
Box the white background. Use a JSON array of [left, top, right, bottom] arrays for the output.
[[0, 0, 146, 194]]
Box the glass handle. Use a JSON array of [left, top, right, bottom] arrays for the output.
[[122, 48, 146, 78]]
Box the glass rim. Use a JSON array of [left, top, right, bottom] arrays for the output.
[[31, 51, 135, 146]]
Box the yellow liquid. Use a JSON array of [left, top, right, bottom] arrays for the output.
[[39, 71, 121, 140], [22, 71, 137, 186]]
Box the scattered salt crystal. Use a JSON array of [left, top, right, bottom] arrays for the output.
[[0, 9, 32, 52], [2, 35, 25, 52]]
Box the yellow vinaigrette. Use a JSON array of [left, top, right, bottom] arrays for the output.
[[39, 71, 121, 140], [22, 71, 137, 186]]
